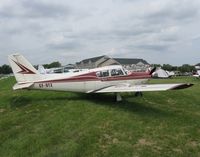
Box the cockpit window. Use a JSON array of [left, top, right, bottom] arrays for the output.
[[111, 68, 124, 76]]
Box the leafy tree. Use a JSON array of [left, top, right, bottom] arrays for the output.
[[162, 64, 173, 71], [0, 64, 12, 74], [43, 61, 61, 69], [171, 66, 178, 71], [178, 64, 195, 73], [49, 61, 61, 68], [151, 64, 162, 68]]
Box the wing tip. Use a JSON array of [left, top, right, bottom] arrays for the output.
[[171, 83, 193, 90]]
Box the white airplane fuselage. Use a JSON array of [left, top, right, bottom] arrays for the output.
[[31, 66, 150, 93]]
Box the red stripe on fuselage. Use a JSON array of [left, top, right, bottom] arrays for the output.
[[35, 71, 151, 83]]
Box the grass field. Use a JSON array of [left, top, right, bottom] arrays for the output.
[[0, 77, 200, 157]]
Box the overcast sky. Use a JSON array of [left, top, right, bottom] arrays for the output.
[[0, 0, 200, 66]]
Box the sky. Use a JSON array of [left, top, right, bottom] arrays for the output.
[[0, 0, 200, 66]]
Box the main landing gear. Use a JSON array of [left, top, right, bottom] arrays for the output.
[[116, 93, 122, 102], [115, 92, 143, 102], [135, 92, 143, 97]]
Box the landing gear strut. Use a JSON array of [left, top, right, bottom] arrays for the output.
[[135, 92, 143, 97], [116, 93, 122, 102]]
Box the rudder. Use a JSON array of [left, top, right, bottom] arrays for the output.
[[8, 53, 41, 83]]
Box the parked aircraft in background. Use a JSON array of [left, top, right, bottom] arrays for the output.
[[38, 65, 88, 74], [166, 71, 175, 77], [38, 65, 52, 74], [193, 70, 200, 78], [8, 54, 193, 101]]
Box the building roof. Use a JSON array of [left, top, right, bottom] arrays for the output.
[[195, 63, 200, 66], [114, 58, 149, 65], [97, 58, 116, 66], [76, 55, 149, 66], [77, 55, 109, 64], [63, 64, 77, 69]]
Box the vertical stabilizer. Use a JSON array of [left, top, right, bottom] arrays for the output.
[[8, 54, 41, 83]]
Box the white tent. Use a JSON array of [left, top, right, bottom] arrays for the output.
[[152, 68, 169, 78]]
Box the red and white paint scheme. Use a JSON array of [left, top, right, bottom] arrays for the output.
[[8, 54, 193, 101]]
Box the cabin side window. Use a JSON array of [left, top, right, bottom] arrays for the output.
[[96, 70, 109, 77], [110, 68, 124, 76]]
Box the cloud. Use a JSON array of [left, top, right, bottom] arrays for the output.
[[146, 2, 198, 20], [47, 41, 82, 51], [0, 0, 70, 19], [0, 0, 200, 65]]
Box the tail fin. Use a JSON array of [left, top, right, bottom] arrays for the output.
[[8, 53, 41, 83]]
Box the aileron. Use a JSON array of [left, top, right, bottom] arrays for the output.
[[94, 83, 193, 93]]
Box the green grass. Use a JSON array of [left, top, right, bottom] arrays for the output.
[[0, 77, 200, 157]]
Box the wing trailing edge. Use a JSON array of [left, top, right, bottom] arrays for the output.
[[92, 83, 193, 93]]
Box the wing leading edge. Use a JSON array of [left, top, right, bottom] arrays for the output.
[[90, 83, 193, 93]]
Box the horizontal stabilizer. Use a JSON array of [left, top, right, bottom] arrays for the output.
[[13, 82, 34, 90]]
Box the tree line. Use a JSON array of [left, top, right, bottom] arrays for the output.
[[0, 62, 197, 74], [151, 64, 196, 73], [0, 61, 61, 74]]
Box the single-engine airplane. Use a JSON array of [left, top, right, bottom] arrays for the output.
[[8, 54, 193, 101]]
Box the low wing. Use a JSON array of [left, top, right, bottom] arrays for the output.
[[90, 83, 193, 93]]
